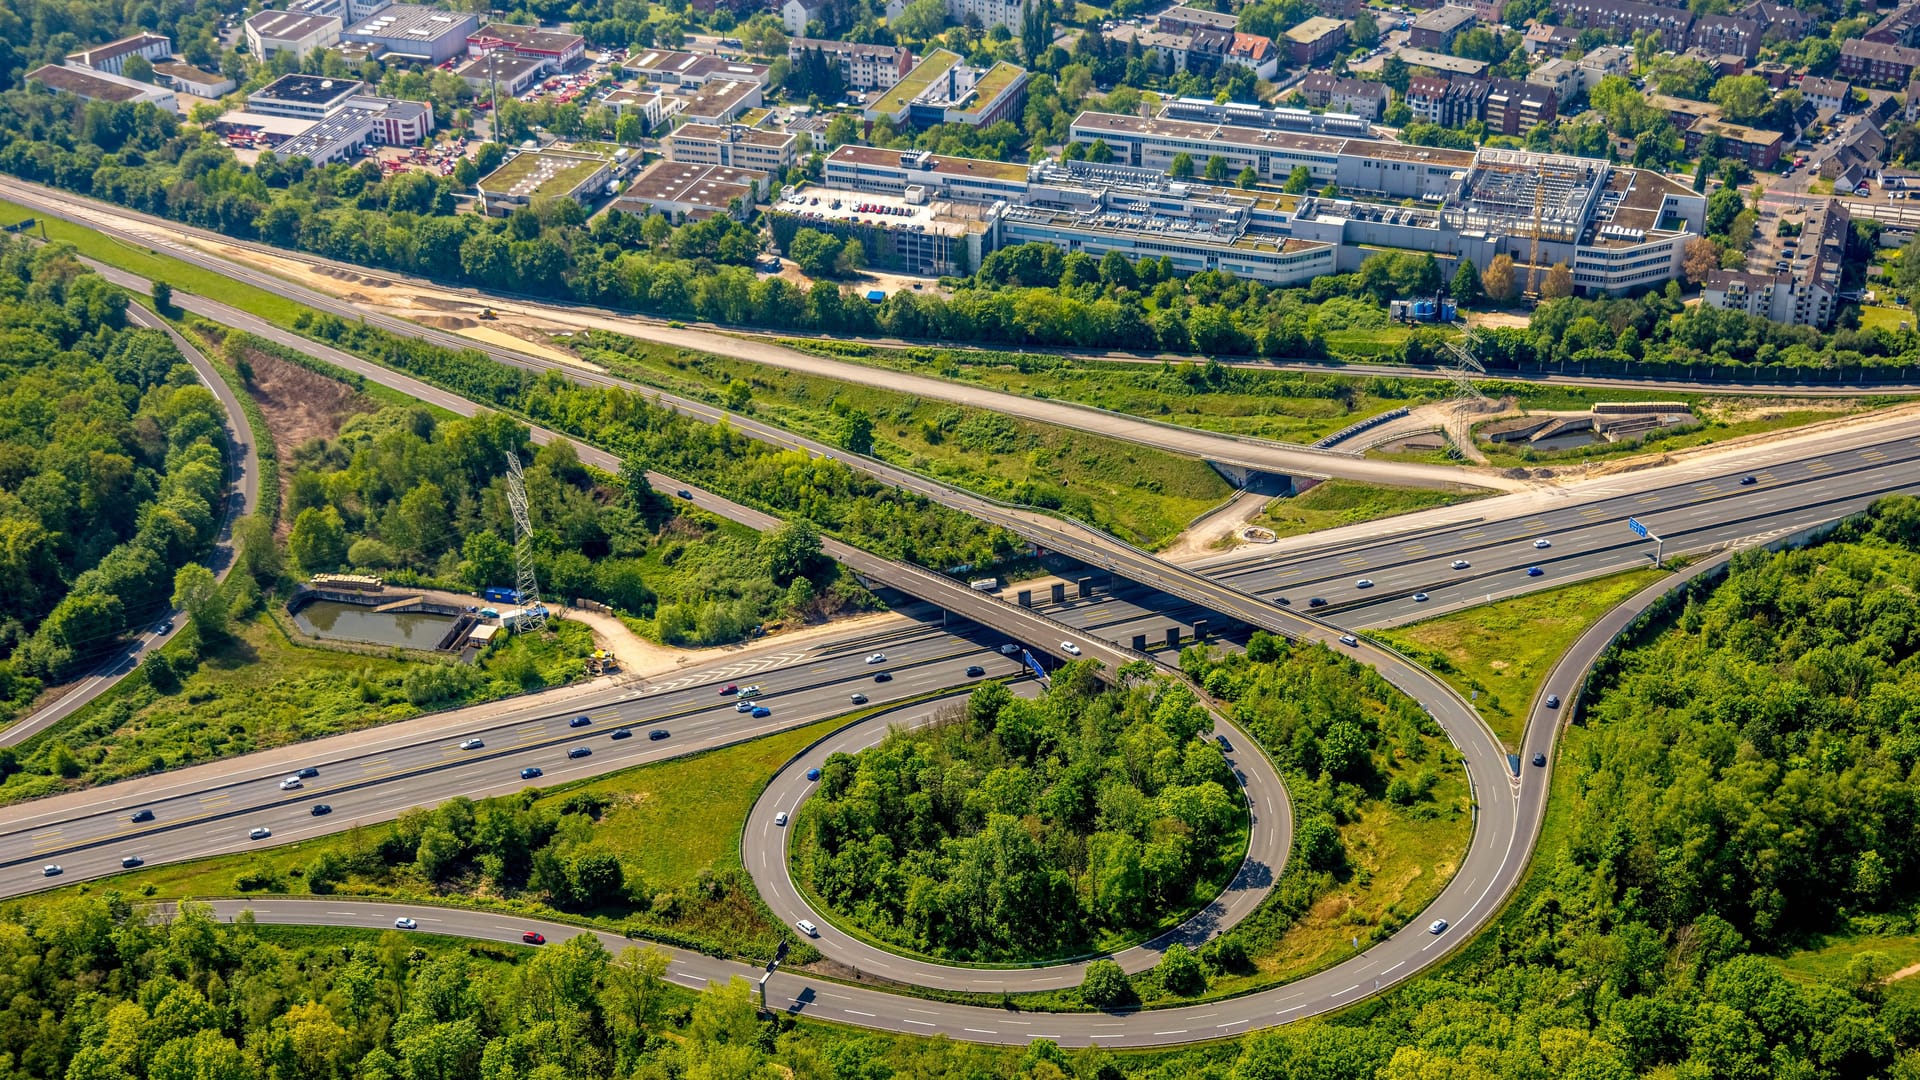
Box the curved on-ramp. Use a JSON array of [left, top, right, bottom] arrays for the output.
[[183, 558, 1720, 1048], [743, 683, 1292, 993]]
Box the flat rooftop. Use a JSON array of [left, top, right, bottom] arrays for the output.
[[828, 143, 1032, 182], [246, 10, 341, 41], [456, 52, 543, 82], [152, 61, 227, 86], [1394, 48, 1487, 74], [27, 64, 152, 102], [682, 78, 757, 117], [671, 122, 796, 148], [620, 160, 765, 209], [253, 73, 364, 104], [1285, 17, 1346, 42], [773, 184, 983, 237], [1071, 110, 1477, 168], [470, 23, 583, 53], [871, 48, 961, 116], [1412, 5, 1476, 30], [344, 5, 472, 43], [948, 61, 1024, 117], [479, 149, 606, 199]]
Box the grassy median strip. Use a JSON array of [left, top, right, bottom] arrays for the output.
[[1376, 568, 1667, 751], [0, 198, 307, 324], [1261, 479, 1483, 541], [579, 335, 1235, 550]]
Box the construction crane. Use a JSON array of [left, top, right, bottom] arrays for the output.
[[1525, 179, 1545, 300]]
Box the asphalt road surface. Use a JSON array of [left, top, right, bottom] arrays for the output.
[[1, 302, 261, 747]]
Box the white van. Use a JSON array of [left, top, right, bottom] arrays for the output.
[[796, 919, 819, 937], [278, 776, 302, 790]]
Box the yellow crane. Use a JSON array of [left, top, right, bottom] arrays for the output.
[[1525, 179, 1545, 300]]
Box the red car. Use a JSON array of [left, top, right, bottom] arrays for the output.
[[522, 931, 546, 945], [719, 684, 738, 696]]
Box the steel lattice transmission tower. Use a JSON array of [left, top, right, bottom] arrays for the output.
[[1442, 331, 1488, 401], [504, 451, 549, 634]]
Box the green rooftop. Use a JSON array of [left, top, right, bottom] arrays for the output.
[[868, 48, 961, 120], [478, 150, 607, 202], [949, 61, 1026, 117]]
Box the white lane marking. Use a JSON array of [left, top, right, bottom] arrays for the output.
[[963, 1028, 998, 1035], [670, 975, 705, 988], [1337, 984, 1360, 996], [1217, 1021, 1246, 1029], [846, 1010, 875, 1017], [1001, 1020, 1029, 1026], [1154, 1030, 1187, 1036], [904, 1019, 935, 1027], [908, 1007, 939, 1015], [327, 911, 357, 916], [1383, 961, 1405, 975]]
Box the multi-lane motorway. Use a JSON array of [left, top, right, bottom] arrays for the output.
[[4, 176, 1919, 1048]]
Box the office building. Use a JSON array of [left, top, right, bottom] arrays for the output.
[[666, 123, 798, 173], [680, 78, 764, 124], [477, 148, 613, 214], [152, 61, 236, 98], [467, 24, 584, 72], [249, 74, 365, 119], [864, 50, 1027, 127], [613, 160, 768, 221], [26, 64, 177, 109], [456, 52, 544, 97], [627, 49, 769, 88], [64, 32, 172, 76]]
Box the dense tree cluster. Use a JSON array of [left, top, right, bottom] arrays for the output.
[[290, 312, 1025, 574], [279, 402, 851, 646], [0, 241, 228, 690], [800, 669, 1244, 961]]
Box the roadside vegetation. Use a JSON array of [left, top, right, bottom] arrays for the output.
[[1261, 479, 1482, 540], [290, 311, 1027, 574], [0, 611, 593, 807], [778, 326, 1443, 446], [794, 669, 1246, 962], [58, 713, 858, 962], [0, 242, 230, 717], [1380, 567, 1668, 749], [578, 334, 1232, 549]]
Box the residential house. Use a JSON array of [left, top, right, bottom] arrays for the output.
[[1408, 5, 1476, 50], [1839, 39, 1920, 85], [1284, 17, 1347, 65], [1299, 73, 1391, 118]]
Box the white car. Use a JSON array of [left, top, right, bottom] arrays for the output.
[[1355, 578, 1374, 588], [1450, 559, 1471, 570], [865, 652, 886, 664], [1429, 919, 1448, 934], [250, 827, 272, 840], [774, 811, 788, 826], [278, 776, 302, 790], [1060, 641, 1081, 655], [42, 864, 61, 877], [459, 738, 484, 750], [1534, 538, 1552, 549], [1000, 644, 1021, 655], [796, 919, 819, 937], [394, 917, 418, 930]]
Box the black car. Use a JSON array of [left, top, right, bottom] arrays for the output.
[[569, 715, 592, 728], [648, 729, 670, 741], [1308, 597, 1328, 608], [520, 766, 543, 780], [310, 804, 332, 816], [1545, 694, 1560, 709], [297, 767, 319, 779], [131, 809, 154, 823], [874, 671, 893, 682], [676, 489, 693, 499], [121, 855, 143, 868], [1531, 753, 1547, 767], [1739, 475, 1758, 485], [568, 747, 592, 759], [610, 728, 633, 740], [1215, 734, 1232, 752], [965, 665, 985, 677]]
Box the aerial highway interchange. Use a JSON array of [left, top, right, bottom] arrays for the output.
[[4, 176, 1919, 1049]]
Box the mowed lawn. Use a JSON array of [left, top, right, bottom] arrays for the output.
[[1379, 569, 1668, 750], [1263, 479, 1483, 540]]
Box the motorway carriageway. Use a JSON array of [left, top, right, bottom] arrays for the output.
[[0, 617, 1032, 895]]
